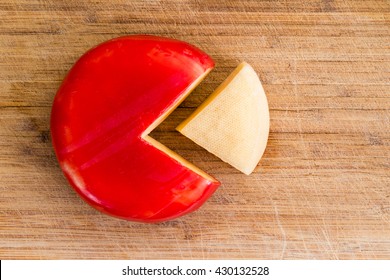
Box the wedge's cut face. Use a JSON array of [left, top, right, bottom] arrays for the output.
[[51, 35, 220, 223], [177, 62, 270, 175]]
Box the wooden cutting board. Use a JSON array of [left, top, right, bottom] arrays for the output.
[[1, 0, 389, 259]]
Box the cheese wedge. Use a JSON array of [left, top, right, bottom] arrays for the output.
[[177, 62, 269, 175]]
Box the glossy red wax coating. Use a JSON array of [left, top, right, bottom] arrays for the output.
[[51, 35, 220, 222]]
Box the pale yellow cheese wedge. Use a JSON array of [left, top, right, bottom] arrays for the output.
[[176, 62, 269, 175]]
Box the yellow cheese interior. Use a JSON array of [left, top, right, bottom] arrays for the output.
[[177, 62, 270, 175]]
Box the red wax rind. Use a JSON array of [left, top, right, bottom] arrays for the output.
[[51, 35, 220, 222]]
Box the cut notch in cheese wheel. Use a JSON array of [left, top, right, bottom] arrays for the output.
[[177, 62, 270, 175]]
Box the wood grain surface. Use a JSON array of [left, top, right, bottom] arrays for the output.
[[1, 0, 389, 259]]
